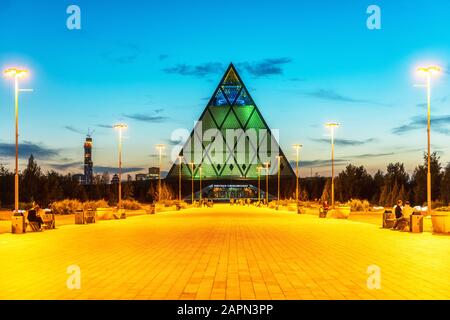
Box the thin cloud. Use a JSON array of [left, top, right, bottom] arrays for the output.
[[96, 124, 113, 129], [310, 137, 376, 146], [351, 152, 395, 159], [392, 115, 450, 135], [290, 159, 348, 168], [163, 62, 224, 78], [64, 125, 84, 135], [305, 89, 389, 107], [94, 166, 144, 174], [48, 161, 82, 171], [166, 136, 185, 146], [0, 141, 59, 159], [237, 58, 292, 77], [123, 113, 169, 123], [101, 43, 141, 64], [158, 54, 169, 61]]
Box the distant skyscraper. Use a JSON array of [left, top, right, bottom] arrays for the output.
[[84, 134, 93, 185]]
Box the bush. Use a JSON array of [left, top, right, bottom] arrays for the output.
[[347, 199, 371, 212], [83, 200, 109, 211], [19, 202, 34, 210], [431, 201, 445, 210], [435, 206, 450, 212], [50, 199, 82, 215], [121, 199, 142, 210]]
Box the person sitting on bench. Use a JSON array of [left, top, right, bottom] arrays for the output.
[[394, 201, 413, 230], [28, 203, 44, 231], [393, 200, 412, 230]]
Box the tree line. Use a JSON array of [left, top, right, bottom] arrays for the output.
[[0, 155, 168, 208], [313, 153, 450, 208], [0, 153, 449, 208]]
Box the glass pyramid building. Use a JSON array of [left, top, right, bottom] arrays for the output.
[[167, 63, 295, 187]]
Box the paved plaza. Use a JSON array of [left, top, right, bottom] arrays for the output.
[[0, 205, 448, 300]]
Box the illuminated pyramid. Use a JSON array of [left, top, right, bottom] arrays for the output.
[[167, 63, 295, 181]]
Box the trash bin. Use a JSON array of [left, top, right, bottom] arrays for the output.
[[410, 213, 424, 233], [11, 210, 26, 234], [382, 212, 396, 228], [75, 209, 85, 224]]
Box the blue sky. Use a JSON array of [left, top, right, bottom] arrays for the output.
[[1, 0, 450, 177]]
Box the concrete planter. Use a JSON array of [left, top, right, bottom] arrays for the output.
[[431, 213, 450, 234], [335, 206, 351, 219], [96, 207, 114, 220]]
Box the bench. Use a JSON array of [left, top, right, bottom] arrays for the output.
[[382, 211, 396, 228], [112, 209, 126, 219], [42, 212, 56, 229], [75, 209, 96, 224], [319, 208, 328, 218]]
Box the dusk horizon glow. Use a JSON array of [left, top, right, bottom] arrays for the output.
[[1, 0, 450, 178]]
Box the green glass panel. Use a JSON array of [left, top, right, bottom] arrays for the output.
[[221, 111, 240, 129], [201, 108, 217, 132], [209, 106, 229, 127], [246, 110, 266, 129], [233, 105, 254, 127]]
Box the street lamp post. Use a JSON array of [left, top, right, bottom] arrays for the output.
[[293, 144, 303, 203], [178, 156, 183, 202], [190, 162, 195, 204], [4, 68, 31, 213], [276, 155, 281, 207], [199, 166, 202, 203], [257, 166, 262, 203], [265, 162, 270, 205], [417, 66, 441, 214], [113, 124, 127, 209], [326, 123, 340, 209], [155, 144, 165, 203]]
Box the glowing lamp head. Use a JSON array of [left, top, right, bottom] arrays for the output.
[[325, 122, 340, 129], [113, 123, 128, 130], [417, 66, 441, 76], [155, 144, 165, 151], [293, 144, 303, 150], [4, 68, 28, 78]]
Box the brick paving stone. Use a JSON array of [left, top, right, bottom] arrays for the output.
[[0, 205, 449, 300]]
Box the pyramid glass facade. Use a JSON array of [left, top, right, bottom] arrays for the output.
[[167, 63, 295, 181]]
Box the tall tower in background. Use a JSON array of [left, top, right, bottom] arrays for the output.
[[84, 134, 93, 185]]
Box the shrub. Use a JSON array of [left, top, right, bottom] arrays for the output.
[[121, 199, 142, 210], [435, 206, 450, 212], [431, 201, 445, 210], [83, 200, 109, 211], [19, 202, 34, 210], [347, 199, 371, 212], [50, 199, 82, 215], [268, 201, 277, 209]]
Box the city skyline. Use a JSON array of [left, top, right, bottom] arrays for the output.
[[1, 0, 450, 178]]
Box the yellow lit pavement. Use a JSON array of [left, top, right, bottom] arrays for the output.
[[0, 205, 449, 300]]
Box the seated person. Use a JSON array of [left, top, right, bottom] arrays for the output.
[[402, 201, 414, 219], [322, 200, 330, 212], [27, 203, 44, 230], [393, 200, 411, 230]]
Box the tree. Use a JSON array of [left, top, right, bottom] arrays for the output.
[[335, 164, 375, 202], [378, 162, 410, 207], [411, 152, 442, 206], [321, 179, 331, 203], [21, 155, 42, 203], [372, 170, 384, 203], [440, 163, 450, 206]]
